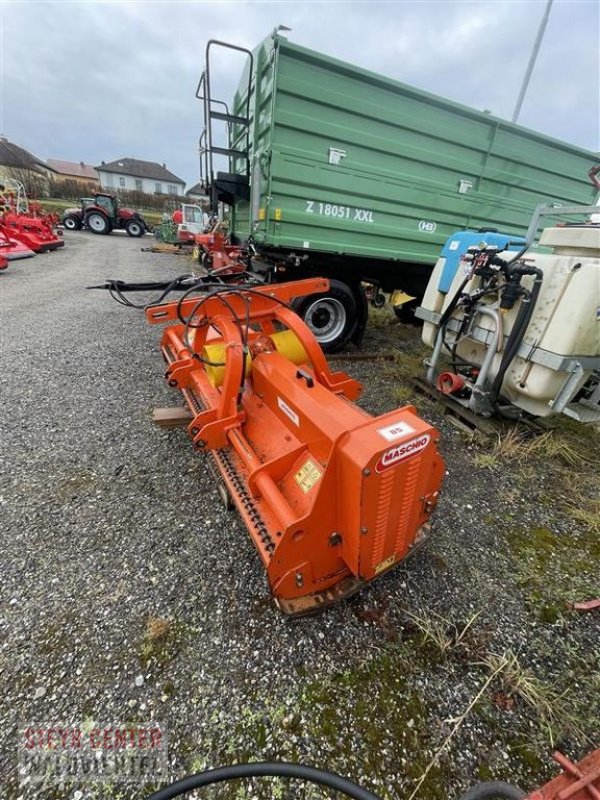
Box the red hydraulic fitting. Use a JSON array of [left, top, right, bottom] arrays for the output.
[[437, 372, 465, 395]]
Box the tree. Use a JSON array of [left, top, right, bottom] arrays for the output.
[[0, 165, 48, 198]]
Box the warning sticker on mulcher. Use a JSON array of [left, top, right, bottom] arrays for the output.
[[375, 554, 396, 574], [377, 420, 416, 442], [277, 396, 300, 426], [375, 435, 430, 473], [295, 459, 323, 493]]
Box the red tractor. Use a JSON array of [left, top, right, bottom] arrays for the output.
[[61, 193, 150, 237]]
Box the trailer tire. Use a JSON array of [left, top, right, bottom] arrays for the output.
[[63, 216, 82, 231], [293, 279, 357, 353], [85, 212, 111, 235]]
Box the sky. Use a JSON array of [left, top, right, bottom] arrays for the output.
[[1, 0, 598, 189]]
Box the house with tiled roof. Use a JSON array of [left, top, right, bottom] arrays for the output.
[[96, 158, 185, 196], [185, 182, 206, 202], [47, 159, 99, 187], [0, 136, 55, 194], [0, 136, 48, 174]]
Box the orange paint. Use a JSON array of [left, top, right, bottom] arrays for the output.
[[148, 278, 445, 615]]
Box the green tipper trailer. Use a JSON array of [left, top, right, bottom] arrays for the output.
[[197, 31, 598, 350]]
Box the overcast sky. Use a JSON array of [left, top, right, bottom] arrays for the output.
[[1, 0, 598, 188]]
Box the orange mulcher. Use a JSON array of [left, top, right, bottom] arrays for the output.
[[146, 277, 445, 616]]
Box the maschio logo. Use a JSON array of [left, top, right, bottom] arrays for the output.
[[375, 435, 430, 472]]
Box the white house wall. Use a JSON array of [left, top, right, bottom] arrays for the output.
[[97, 171, 184, 196]]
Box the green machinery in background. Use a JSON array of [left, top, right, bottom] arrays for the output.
[[196, 30, 598, 348]]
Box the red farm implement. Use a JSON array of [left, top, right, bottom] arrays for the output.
[[143, 277, 445, 615]]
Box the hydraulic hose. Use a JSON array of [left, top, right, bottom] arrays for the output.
[[456, 781, 526, 800], [146, 761, 383, 800], [436, 244, 528, 355], [489, 268, 543, 405], [145, 762, 531, 800], [438, 275, 470, 331]]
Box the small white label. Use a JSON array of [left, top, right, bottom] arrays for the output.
[[419, 220, 437, 233], [377, 420, 416, 442], [448, 240, 460, 251], [328, 147, 347, 165], [303, 241, 310, 248], [376, 435, 431, 473], [277, 397, 299, 427]]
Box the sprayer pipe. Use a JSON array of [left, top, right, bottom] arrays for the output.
[[469, 306, 501, 396], [427, 327, 446, 384], [426, 276, 470, 385]]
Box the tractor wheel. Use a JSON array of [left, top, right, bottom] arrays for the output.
[[85, 212, 111, 235], [63, 216, 81, 231], [293, 279, 358, 353], [125, 219, 145, 238]]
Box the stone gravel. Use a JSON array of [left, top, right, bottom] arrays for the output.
[[1, 232, 598, 800]]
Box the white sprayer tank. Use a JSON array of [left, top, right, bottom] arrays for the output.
[[421, 224, 600, 418]]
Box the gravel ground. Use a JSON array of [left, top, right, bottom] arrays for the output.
[[1, 233, 598, 800]]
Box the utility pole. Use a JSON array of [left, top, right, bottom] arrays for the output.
[[512, 0, 554, 123]]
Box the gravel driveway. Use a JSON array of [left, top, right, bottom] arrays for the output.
[[1, 233, 598, 800]]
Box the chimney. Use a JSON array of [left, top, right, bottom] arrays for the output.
[[101, 160, 105, 165], [80, 161, 84, 167], [162, 163, 166, 168]]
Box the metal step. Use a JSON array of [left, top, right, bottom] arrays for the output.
[[210, 110, 249, 126], [563, 400, 600, 423], [211, 145, 248, 159]]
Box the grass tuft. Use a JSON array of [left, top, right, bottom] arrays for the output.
[[482, 650, 592, 747]]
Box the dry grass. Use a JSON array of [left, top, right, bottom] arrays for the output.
[[139, 617, 172, 665], [482, 650, 592, 747], [560, 472, 600, 534], [408, 652, 509, 800], [146, 616, 171, 642], [482, 426, 594, 470], [472, 417, 600, 535], [409, 646, 594, 798], [404, 608, 482, 658], [525, 430, 589, 467]]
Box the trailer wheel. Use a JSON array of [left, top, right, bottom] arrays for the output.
[[125, 219, 145, 238], [63, 216, 81, 231], [86, 212, 111, 235], [294, 279, 357, 353]]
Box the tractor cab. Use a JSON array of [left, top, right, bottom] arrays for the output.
[[91, 193, 118, 219], [181, 204, 206, 233], [175, 203, 209, 243]]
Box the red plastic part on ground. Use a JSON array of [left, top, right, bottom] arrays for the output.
[[526, 750, 600, 800]]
